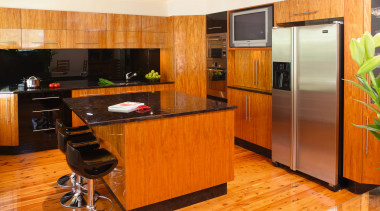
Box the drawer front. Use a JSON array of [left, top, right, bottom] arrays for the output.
[[107, 31, 141, 48], [67, 30, 107, 49]]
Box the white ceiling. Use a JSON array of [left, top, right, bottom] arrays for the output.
[[0, 0, 281, 16]]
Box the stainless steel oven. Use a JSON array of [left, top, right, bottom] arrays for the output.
[[207, 33, 227, 99]]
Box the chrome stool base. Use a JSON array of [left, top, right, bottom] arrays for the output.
[[57, 173, 75, 188], [86, 196, 113, 211], [60, 189, 100, 208]]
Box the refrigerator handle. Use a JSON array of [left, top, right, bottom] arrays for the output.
[[245, 95, 248, 120], [248, 96, 251, 121]]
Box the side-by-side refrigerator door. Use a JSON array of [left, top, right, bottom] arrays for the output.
[[294, 24, 341, 186], [272, 27, 293, 168]]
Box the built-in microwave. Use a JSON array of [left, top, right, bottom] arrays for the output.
[[230, 5, 273, 48]]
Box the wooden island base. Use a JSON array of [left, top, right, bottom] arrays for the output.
[[92, 110, 235, 210]]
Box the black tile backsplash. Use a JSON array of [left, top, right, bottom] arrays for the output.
[[0, 49, 160, 87]]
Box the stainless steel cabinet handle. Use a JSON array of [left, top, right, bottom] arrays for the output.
[[174, 59, 177, 79], [366, 117, 369, 154], [145, 42, 164, 45], [114, 42, 137, 45], [33, 128, 55, 132], [0, 41, 17, 44], [32, 96, 60, 100], [248, 96, 251, 121], [32, 108, 60, 113], [256, 60, 258, 86], [253, 60, 255, 86], [245, 95, 248, 120], [76, 42, 99, 44], [32, 42, 58, 44], [292, 10, 319, 16], [208, 26, 222, 30], [87, 93, 104, 96], [6, 98, 9, 124]]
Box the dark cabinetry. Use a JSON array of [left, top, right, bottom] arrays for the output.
[[206, 11, 227, 34]]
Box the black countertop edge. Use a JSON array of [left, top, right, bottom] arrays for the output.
[[76, 105, 238, 127], [227, 86, 272, 95], [0, 81, 174, 94]]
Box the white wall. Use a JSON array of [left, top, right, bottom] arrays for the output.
[[0, 0, 168, 16], [0, 0, 281, 16]]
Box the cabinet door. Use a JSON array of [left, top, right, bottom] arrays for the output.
[[274, 0, 290, 25], [233, 50, 254, 88], [0, 94, 19, 146], [289, 0, 310, 22], [107, 31, 141, 48], [67, 12, 106, 31], [0, 29, 22, 49], [227, 88, 245, 140], [107, 14, 142, 32], [141, 32, 167, 48], [251, 92, 272, 149], [67, 30, 107, 48], [255, 50, 272, 91], [142, 16, 168, 33], [21, 9, 67, 30], [22, 29, 67, 49], [308, 0, 333, 21], [0, 8, 21, 28]]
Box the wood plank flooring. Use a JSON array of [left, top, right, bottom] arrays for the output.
[[0, 146, 357, 210]]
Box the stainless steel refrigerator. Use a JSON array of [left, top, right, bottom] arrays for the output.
[[271, 23, 342, 188]]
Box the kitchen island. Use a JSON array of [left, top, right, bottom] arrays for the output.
[[63, 91, 236, 210]]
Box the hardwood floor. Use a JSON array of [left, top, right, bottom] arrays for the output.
[[0, 146, 357, 210]]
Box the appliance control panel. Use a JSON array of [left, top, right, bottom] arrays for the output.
[[273, 62, 291, 91]]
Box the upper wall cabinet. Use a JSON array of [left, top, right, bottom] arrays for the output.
[[107, 14, 142, 32], [67, 12, 106, 31], [22, 29, 66, 49], [142, 16, 168, 33], [274, 0, 344, 25], [0, 29, 22, 49], [0, 8, 21, 28], [21, 9, 67, 29]]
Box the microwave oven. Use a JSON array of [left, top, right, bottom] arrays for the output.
[[230, 5, 273, 48]]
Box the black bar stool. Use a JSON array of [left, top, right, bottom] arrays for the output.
[[66, 140, 118, 211], [55, 119, 95, 188], [57, 125, 100, 208]]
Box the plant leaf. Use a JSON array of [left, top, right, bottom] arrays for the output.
[[354, 123, 380, 132], [374, 118, 380, 125], [350, 38, 365, 66], [357, 56, 380, 75], [363, 32, 376, 60], [369, 130, 380, 141], [354, 99, 380, 115], [343, 79, 372, 96], [374, 34, 380, 47]]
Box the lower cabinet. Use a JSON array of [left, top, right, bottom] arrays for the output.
[[227, 88, 272, 149], [0, 94, 19, 146], [72, 84, 174, 126]]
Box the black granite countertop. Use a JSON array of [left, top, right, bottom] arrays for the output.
[[0, 80, 174, 94], [228, 85, 272, 95], [63, 91, 237, 127]]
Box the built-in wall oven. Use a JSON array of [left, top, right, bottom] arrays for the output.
[[0, 90, 71, 154], [207, 33, 227, 99]]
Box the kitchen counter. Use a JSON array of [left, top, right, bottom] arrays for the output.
[[0, 80, 174, 94], [63, 90, 236, 127], [63, 90, 236, 210], [228, 85, 272, 95]]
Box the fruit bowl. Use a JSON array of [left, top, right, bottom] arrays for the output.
[[145, 70, 161, 83], [147, 78, 160, 83]]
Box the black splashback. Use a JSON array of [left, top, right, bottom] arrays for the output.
[[0, 49, 160, 87]]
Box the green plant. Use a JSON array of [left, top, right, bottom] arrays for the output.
[[347, 32, 380, 140]]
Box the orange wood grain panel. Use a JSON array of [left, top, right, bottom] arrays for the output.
[[289, 0, 310, 22], [141, 16, 168, 33], [0, 8, 21, 28], [227, 50, 235, 86], [67, 30, 107, 48], [141, 32, 167, 48], [251, 92, 272, 149], [274, 0, 290, 26], [67, 11, 106, 31], [174, 15, 207, 98], [227, 88, 246, 141], [160, 16, 174, 82], [107, 14, 142, 32], [119, 110, 234, 210], [0, 29, 22, 49], [233, 50, 254, 88], [308, 0, 333, 20], [343, 0, 365, 183], [21, 9, 67, 30], [22, 29, 66, 49], [0, 94, 19, 146], [256, 50, 272, 91], [106, 31, 141, 48]]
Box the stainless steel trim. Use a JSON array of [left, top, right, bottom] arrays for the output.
[[114, 42, 137, 44], [292, 10, 319, 16], [253, 60, 255, 86], [6, 98, 9, 124], [76, 42, 99, 44], [248, 96, 251, 121], [291, 27, 297, 171], [0, 41, 16, 44], [366, 117, 369, 155], [31, 42, 58, 44], [32, 96, 60, 100], [33, 128, 55, 132], [208, 26, 222, 30], [32, 108, 60, 113], [174, 59, 177, 79], [256, 60, 258, 86], [245, 95, 248, 120]]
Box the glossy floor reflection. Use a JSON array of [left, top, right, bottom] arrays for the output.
[[0, 146, 357, 210]]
